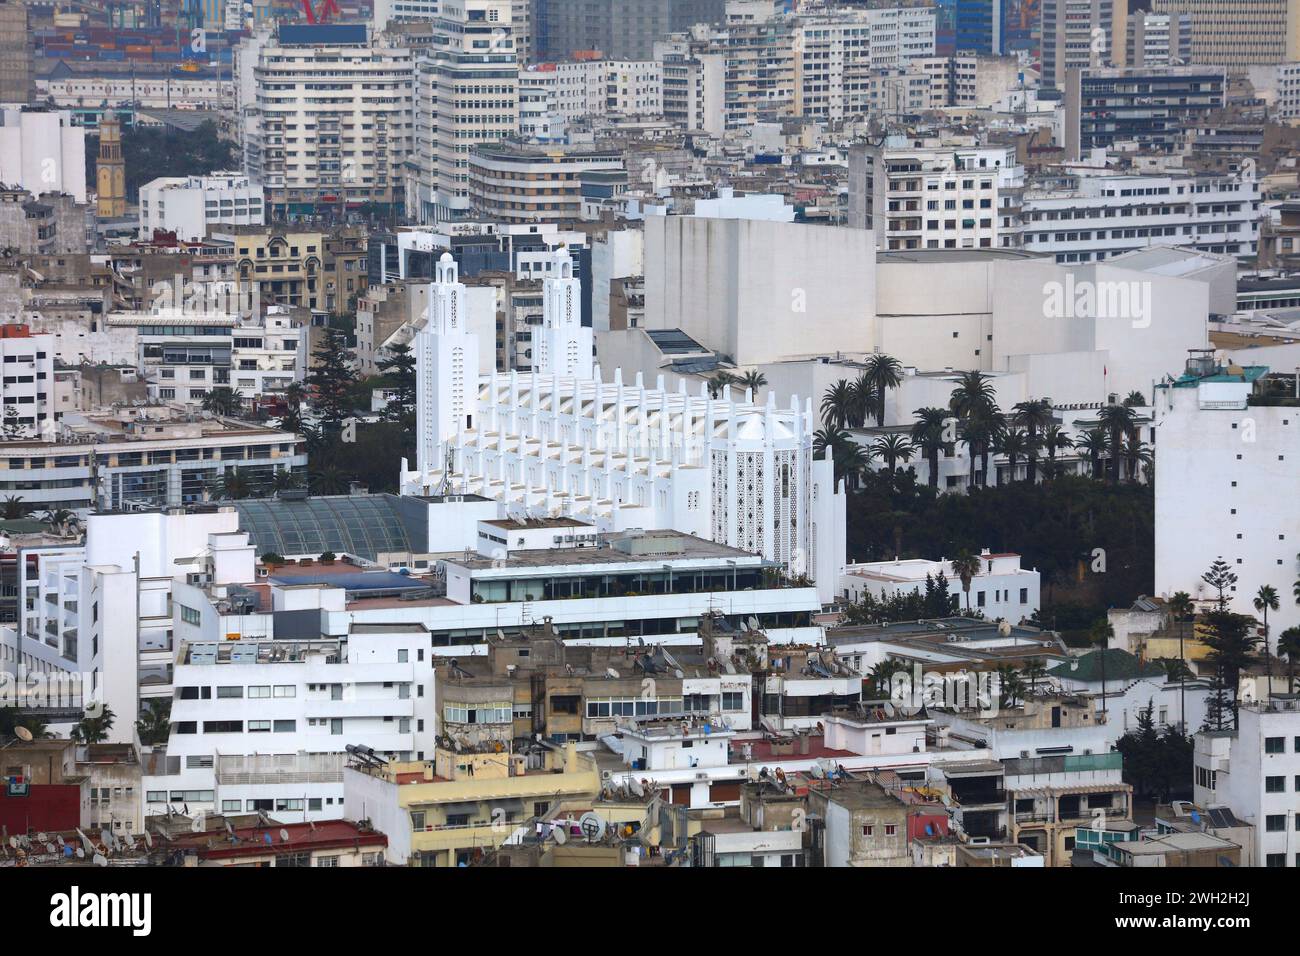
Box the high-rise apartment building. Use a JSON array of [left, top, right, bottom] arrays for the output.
[[1041, 0, 1125, 88], [1153, 0, 1300, 69], [236, 23, 415, 219]]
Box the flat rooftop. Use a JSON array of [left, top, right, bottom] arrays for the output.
[[450, 530, 762, 570]]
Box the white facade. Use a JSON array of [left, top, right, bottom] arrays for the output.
[[1194, 702, 1300, 868], [840, 550, 1040, 622], [534, 248, 591, 379], [848, 139, 1025, 252], [0, 331, 55, 438], [1020, 166, 1260, 263], [642, 214, 877, 367], [407, 0, 520, 223], [1153, 365, 1300, 643], [403, 248, 847, 601], [0, 108, 87, 204], [138, 173, 265, 243]]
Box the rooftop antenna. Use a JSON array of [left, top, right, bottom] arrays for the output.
[[279, 828, 290, 843], [13, 726, 32, 742]]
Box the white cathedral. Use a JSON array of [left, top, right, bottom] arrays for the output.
[[400, 251, 846, 603]]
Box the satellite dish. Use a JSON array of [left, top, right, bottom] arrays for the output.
[[36, 832, 47, 843], [674, 669, 684, 679], [6, 837, 14, 849], [279, 828, 290, 843], [45, 843, 55, 854], [552, 825, 568, 845], [143, 830, 153, 848], [747, 616, 760, 632], [606, 667, 620, 679], [92, 852, 107, 867], [14, 726, 32, 742], [577, 812, 606, 843], [56, 835, 65, 847], [75, 847, 85, 859]]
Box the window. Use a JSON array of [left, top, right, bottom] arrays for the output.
[[1265, 737, 1285, 754], [1266, 815, 1286, 832], [274, 685, 296, 698], [248, 720, 271, 733], [217, 686, 243, 698], [221, 800, 241, 813], [202, 720, 242, 733], [1266, 776, 1285, 793], [1266, 853, 1286, 867], [274, 720, 296, 733], [722, 692, 744, 711], [885, 824, 897, 836], [179, 605, 201, 626], [316, 855, 340, 868], [248, 686, 271, 699]]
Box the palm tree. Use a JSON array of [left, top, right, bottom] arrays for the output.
[[213, 467, 253, 501], [40, 508, 76, 535], [814, 426, 850, 460], [135, 699, 171, 747], [1021, 659, 1048, 696], [1075, 428, 1109, 480], [309, 464, 350, 496], [835, 441, 873, 491], [271, 468, 303, 493], [736, 369, 767, 394], [1097, 403, 1138, 484], [959, 414, 997, 488], [861, 353, 904, 427], [1279, 626, 1300, 694], [71, 706, 116, 745], [707, 371, 738, 399], [2, 495, 26, 520], [1121, 433, 1152, 483], [872, 433, 913, 472], [1041, 424, 1074, 479], [910, 407, 950, 491], [1012, 398, 1053, 484], [1254, 584, 1280, 696], [950, 550, 981, 611], [202, 386, 245, 418], [1090, 618, 1115, 719], [948, 370, 998, 421], [1122, 390, 1147, 407], [996, 664, 1026, 708], [1168, 590, 1195, 732], [992, 426, 1030, 485], [821, 379, 858, 430]]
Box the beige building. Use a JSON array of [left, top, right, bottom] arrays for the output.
[[1153, 0, 1300, 69]]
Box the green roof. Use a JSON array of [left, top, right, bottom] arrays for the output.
[[1047, 648, 1164, 683]]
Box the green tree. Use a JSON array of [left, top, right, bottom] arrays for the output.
[[376, 342, 417, 425], [1089, 618, 1115, 719], [71, 706, 116, 745], [1254, 584, 1280, 694], [707, 371, 737, 399], [861, 354, 903, 427], [305, 326, 359, 434], [1097, 403, 1138, 484], [736, 369, 767, 393], [872, 433, 913, 472], [1, 406, 22, 441], [910, 407, 950, 491], [213, 467, 254, 501], [1075, 428, 1109, 480], [201, 386, 244, 417], [135, 699, 171, 747], [1201, 557, 1237, 609], [950, 550, 981, 611], [1040, 424, 1073, 480], [2, 495, 26, 519], [309, 464, 351, 496], [821, 379, 858, 430], [1012, 398, 1053, 484], [1201, 609, 1261, 729], [992, 426, 1030, 485], [1278, 626, 1300, 694], [996, 664, 1025, 708]]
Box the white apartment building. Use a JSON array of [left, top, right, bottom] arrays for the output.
[[407, 0, 520, 223], [107, 310, 236, 405], [231, 307, 304, 396], [840, 550, 1041, 622], [655, 3, 934, 132], [236, 23, 415, 218], [0, 107, 87, 204], [1020, 166, 1260, 263], [0, 328, 55, 439], [1277, 61, 1300, 122], [137, 173, 266, 243], [0, 412, 306, 516], [38, 74, 226, 113], [1194, 701, 1300, 868], [848, 139, 1025, 252], [1124, 11, 1193, 67], [1153, 357, 1299, 641]]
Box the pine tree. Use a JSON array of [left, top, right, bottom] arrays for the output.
[[305, 327, 358, 435]]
